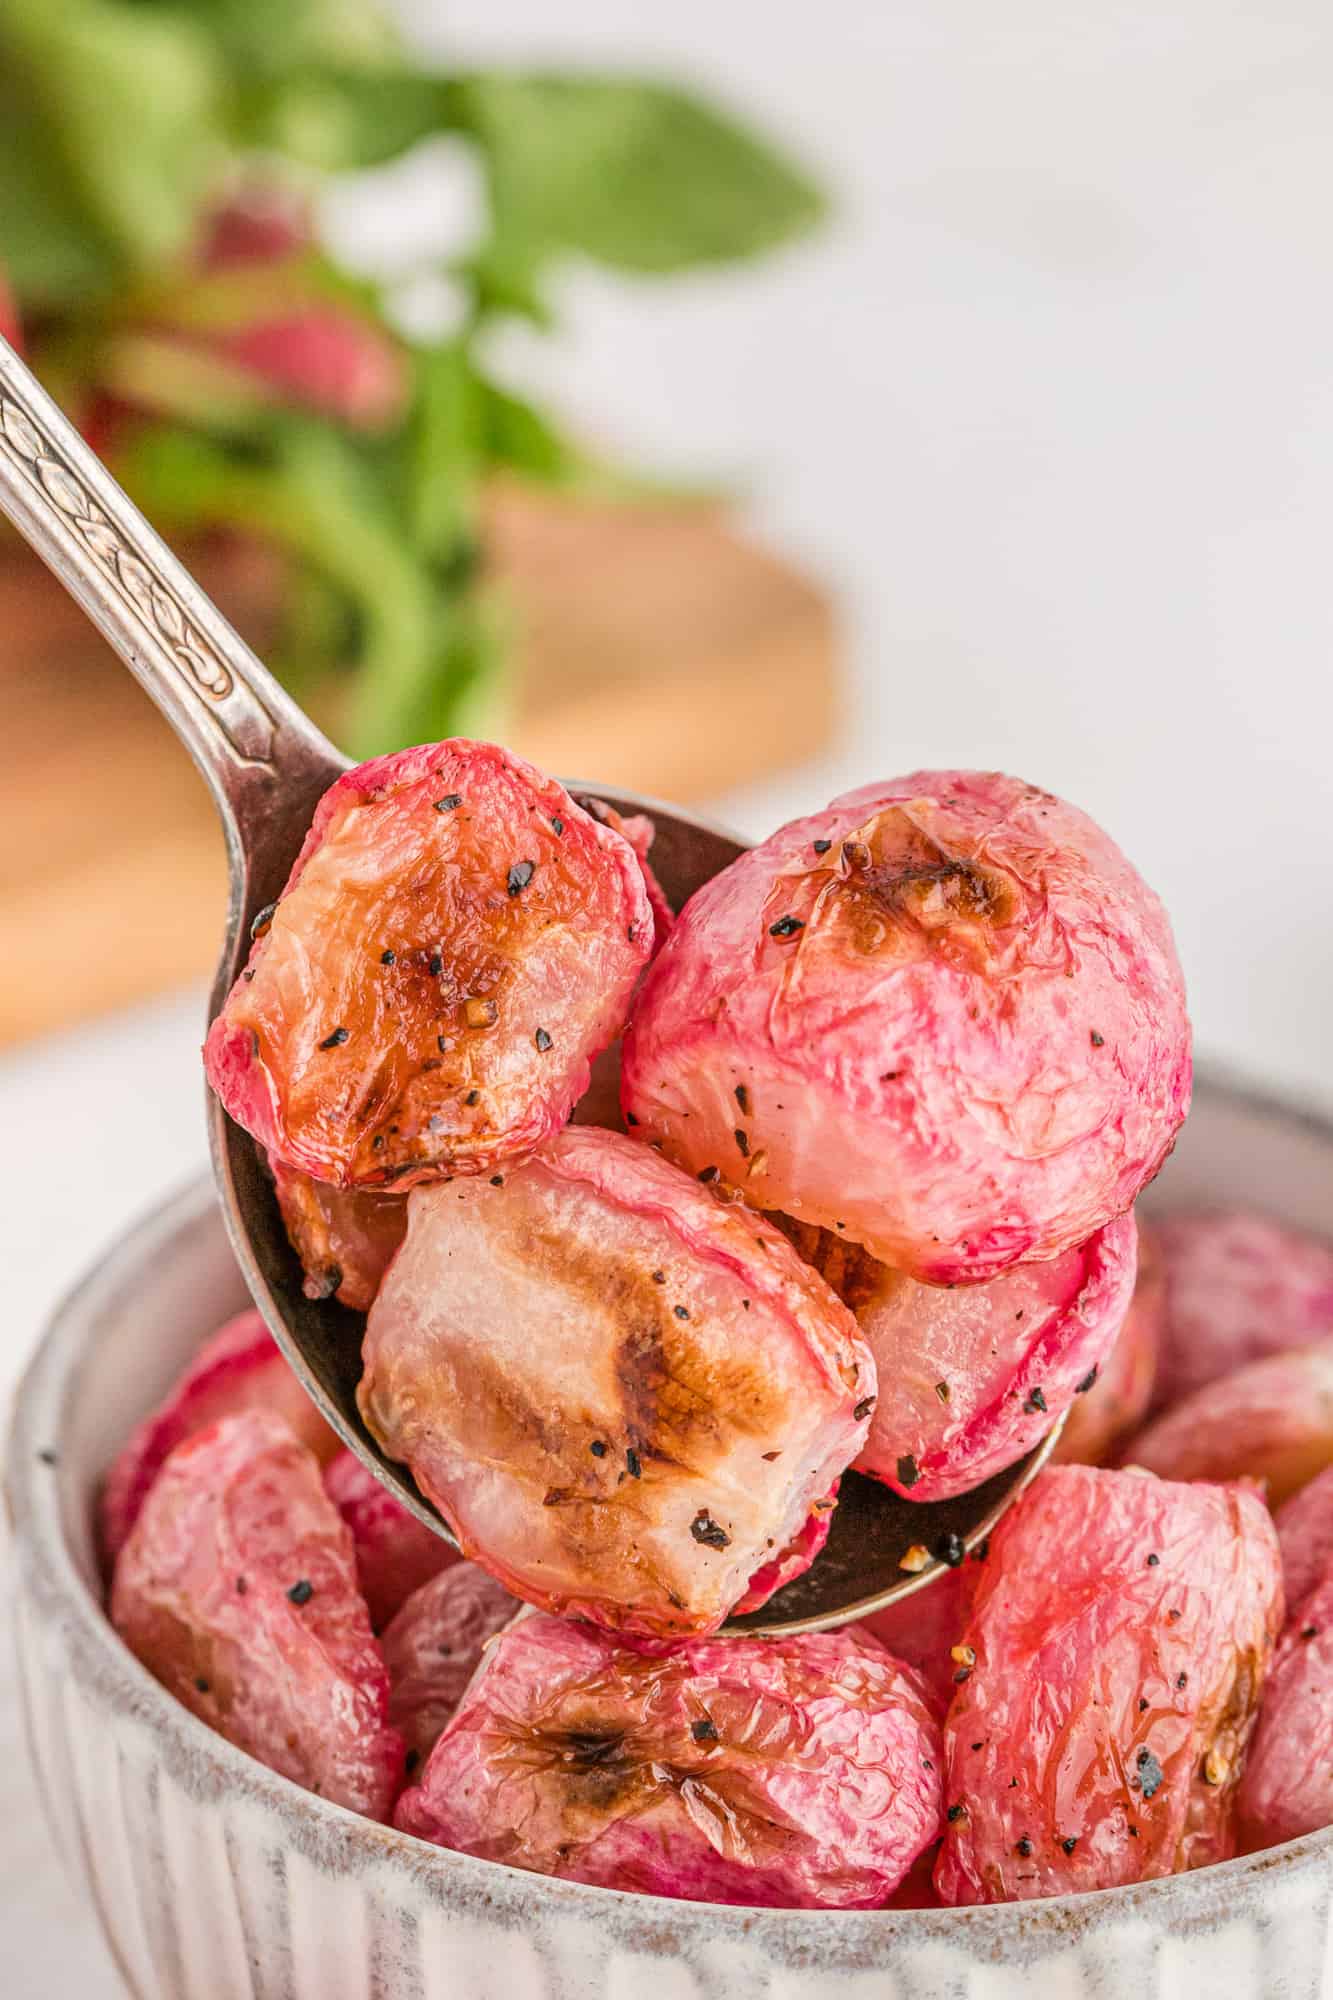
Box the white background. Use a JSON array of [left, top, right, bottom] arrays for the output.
[[5, 4, 1333, 1989]]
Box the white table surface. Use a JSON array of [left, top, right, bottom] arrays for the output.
[[8, 2, 1333, 1989]]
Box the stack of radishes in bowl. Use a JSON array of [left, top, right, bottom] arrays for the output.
[[97, 741, 1333, 1912]]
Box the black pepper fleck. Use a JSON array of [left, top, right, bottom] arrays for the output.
[[235, 1576, 247, 1595], [380, 949, 396, 965], [1136, 1748, 1164, 1799], [434, 794, 462, 812], [287, 1579, 314, 1606], [1022, 1386, 1047, 1415], [697, 1165, 720, 1184], [195, 1677, 210, 1694], [652, 1270, 666, 1284], [936, 1532, 967, 1569], [466, 1090, 479, 1105], [853, 1396, 876, 1421], [1146, 1552, 1160, 1567], [429, 953, 444, 976], [691, 1511, 731, 1550], [812, 839, 832, 855], [535, 1027, 553, 1052], [551, 817, 564, 834], [626, 1112, 639, 1126], [1076, 1367, 1099, 1394], [946, 1804, 965, 1823], [1090, 1030, 1105, 1047], [768, 914, 804, 938], [1177, 1672, 1189, 1688], [1062, 1836, 1078, 1855], [735, 1084, 750, 1115], [590, 1441, 607, 1458], [896, 1454, 920, 1489], [954, 1666, 972, 1684], [490, 1175, 504, 1187], [674, 1304, 690, 1320], [691, 1718, 718, 1743], [734, 1128, 750, 1157], [1302, 1625, 1320, 1641], [319, 1026, 349, 1049], [249, 901, 277, 940], [1016, 1838, 1033, 1857], [36, 1448, 56, 1466], [507, 860, 536, 896], [626, 1448, 642, 1480]]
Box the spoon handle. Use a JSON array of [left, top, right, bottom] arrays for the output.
[[0, 333, 340, 855]]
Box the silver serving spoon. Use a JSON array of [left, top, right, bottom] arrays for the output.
[[0, 332, 1060, 1634]]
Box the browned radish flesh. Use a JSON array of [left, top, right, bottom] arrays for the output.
[[205, 740, 653, 1188], [110, 1411, 404, 1820], [1054, 1219, 1163, 1466], [381, 1563, 518, 1765], [271, 1159, 407, 1311], [358, 1126, 875, 1637], [785, 1211, 1136, 1502], [323, 1448, 456, 1631], [394, 1613, 943, 1908], [934, 1465, 1282, 1904], [1150, 1210, 1333, 1410], [99, 1308, 338, 1562], [622, 771, 1190, 1284], [1124, 1337, 1333, 1507]]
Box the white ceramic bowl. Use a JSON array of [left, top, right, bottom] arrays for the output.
[[8, 1070, 1333, 2000]]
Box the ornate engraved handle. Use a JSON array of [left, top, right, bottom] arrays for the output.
[[0, 333, 338, 830]]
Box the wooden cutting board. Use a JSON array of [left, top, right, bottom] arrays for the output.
[[1, 483, 837, 1046]]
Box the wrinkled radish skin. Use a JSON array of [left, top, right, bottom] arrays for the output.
[[205, 740, 653, 1188], [934, 1466, 1282, 1904], [324, 1448, 456, 1630], [359, 1127, 874, 1636], [622, 771, 1189, 1282], [99, 1308, 337, 1561], [381, 1563, 518, 1763], [111, 1411, 404, 1820], [1055, 1222, 1163, 1466], [1125, 1337, 1333, 1507], [789, 1212, 1136, 1501], [1238, 1571, 1333, 1850], [1151, 1210, 1333, 1410], [395, 1615, 942, 1908], [1276, 1467, 1333, 1610]]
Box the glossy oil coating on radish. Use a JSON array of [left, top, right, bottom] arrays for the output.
[[1125, 1337, 1333, 1507], [1055, 1221, 1164, 1466], [205, 740, 653, 1188], [111, 1411, 404, 1819], [622, 771, 1190, 1283], [1276, 1467, 1333, 1611], [271, 1160, 407, 1311], [786, 1212, 1136, 1501], [1237, 1571, 1333, 1850], [394, 1614, 942, 1908], [1151, 1210, 1333, 1410], [934, 1466, 1282, 1905], [99, 1308, 337, 1562], [358, 1126, 875, 1637], [381, 1563, 518, 1764], [323, 1448, 456, 1630]]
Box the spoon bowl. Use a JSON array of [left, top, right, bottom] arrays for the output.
[[0, 330, 1060, 1633]]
